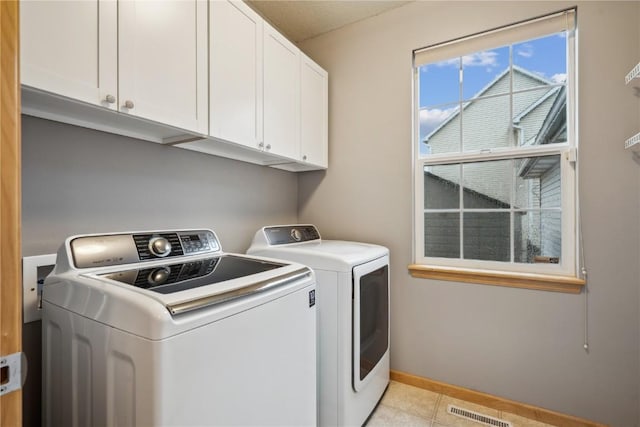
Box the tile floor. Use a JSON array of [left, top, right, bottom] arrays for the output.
[[366, 381, 555, 427]]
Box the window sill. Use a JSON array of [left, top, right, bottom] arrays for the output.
[[408, 264, 585, 293]]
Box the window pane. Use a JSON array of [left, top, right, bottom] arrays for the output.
[[463, 160, 511, 208], [513, 88, 566, 147], [462, 46, 510, 100], [514, 210, 561, 263], [419, 103, 460, 155], [424, 165, 460, 209], [424, 212, 460, 258], [514, 155, 561, 209], [462, 94, 511, 151], [513, 32, 567, 91], [418, 58, 460, 107], [463, 212, 510, 261]]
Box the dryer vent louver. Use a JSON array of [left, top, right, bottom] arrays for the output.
[[447, 404, 512, 427]]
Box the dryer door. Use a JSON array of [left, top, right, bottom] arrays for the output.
[[352, 255, 389, 392]]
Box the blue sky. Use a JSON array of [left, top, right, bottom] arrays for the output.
[[418, 32, 567, 141]]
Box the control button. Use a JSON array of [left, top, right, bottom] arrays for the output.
[[147, 267, 171, 286], [149, 237, 172, 257], [291, 228, 303, 242]]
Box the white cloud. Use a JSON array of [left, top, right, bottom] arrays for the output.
[[420, 106, 458, 138], [551, 73, 567, 83], [516, 43, 534, 58]]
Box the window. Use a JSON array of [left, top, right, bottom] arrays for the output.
[[412, 9, 583, 291]]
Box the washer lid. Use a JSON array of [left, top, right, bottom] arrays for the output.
[[248, 240, 388, 272], [99, 255, 285, 295]]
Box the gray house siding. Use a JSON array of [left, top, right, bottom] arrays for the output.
[[540, 160, 562, 258]]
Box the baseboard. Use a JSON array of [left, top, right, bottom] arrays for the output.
[[390, 370, 607, 427]]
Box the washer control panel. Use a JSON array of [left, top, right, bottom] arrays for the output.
[[70, 229, 220, 269], [264, 225, 320, 246], [180, 232, 218, 254]]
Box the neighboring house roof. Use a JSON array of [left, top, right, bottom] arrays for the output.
[[422, 65, 553, 143], [512, 86, 561, 125], [518, 86, 567, 178], [533, 85, 567, 146]]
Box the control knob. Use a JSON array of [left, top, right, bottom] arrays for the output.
[[291, 228, 303, 242], [149, 236, 172, 257], [147, 267, 171, 286]]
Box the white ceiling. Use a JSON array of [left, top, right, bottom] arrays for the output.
[[247, 1, 412, 43]]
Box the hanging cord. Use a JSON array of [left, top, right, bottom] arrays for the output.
[[576, 151, 589, 353], [580, 218, 589, 353]]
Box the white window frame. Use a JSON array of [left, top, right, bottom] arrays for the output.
[[412, 9, 579, 278]]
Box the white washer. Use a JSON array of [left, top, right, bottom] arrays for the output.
[[42, 229, 317, 426], [248, 225, 390, 427]]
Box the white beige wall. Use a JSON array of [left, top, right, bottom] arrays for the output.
[[298, 2, 640, 425]]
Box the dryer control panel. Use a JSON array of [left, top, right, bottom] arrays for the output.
[[264, 225, 320, 245], [70, 230, 220, 269]]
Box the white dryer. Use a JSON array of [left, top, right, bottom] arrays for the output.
[[248, 225, 390, 427], [42, 229, 317, 426]]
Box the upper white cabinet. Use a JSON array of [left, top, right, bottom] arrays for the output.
[[21, 0, 327, 171], [21, 0, 118, 110], [300, 54, 328, 168], [263, 22, 301, 160], [209, 0, 263, 149], [21, 0, 207, 135], [118, 1, 208, 134]]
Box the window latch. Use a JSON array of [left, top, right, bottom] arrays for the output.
[[565, 147, 577, 163]]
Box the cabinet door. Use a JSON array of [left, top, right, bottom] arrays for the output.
[[263, 22, 300, 160], [20, 0, 117, 109], [119, 0, 208, 134], [300, 54, 328, 168], [210, 0, 263, 149]]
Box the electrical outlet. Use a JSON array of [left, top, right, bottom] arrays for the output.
[[22, 254, 56, 323]]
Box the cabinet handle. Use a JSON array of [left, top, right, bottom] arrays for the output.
[[123, 100, 135, 109], [265, 144, 271, 150], [302, 155, 307, 161], [258, 142, 264, 149], [104, 94, 116, 104]]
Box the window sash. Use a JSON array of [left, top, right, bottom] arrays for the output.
[[415, 149, 576, 275]]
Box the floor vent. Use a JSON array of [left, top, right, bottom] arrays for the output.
[[447, 404, 513, 427]]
